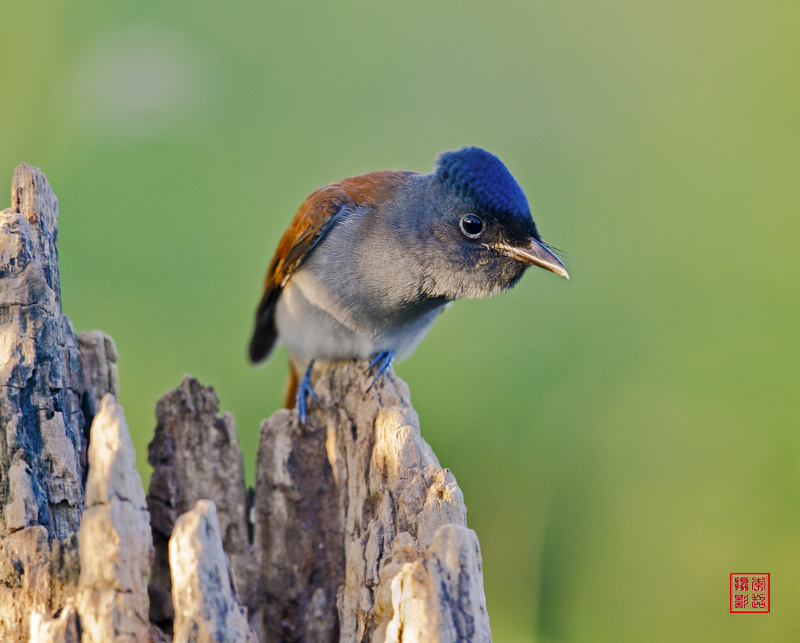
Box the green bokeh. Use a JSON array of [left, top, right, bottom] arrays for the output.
[[3, 2, 799, 640]]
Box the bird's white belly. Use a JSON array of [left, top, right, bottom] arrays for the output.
[[274, 271, 442, 369]]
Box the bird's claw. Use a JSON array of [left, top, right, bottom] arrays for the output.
[[296, 360, 319, 425], [367, 351, 395, 391]]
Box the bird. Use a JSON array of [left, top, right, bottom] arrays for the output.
[[249, 146, 569, 422]]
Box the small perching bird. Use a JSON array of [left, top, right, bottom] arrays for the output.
[[249, 147, 569, 421]]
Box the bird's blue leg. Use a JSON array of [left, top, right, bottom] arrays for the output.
[[296, 360, 319, 425], [368, 351, 395, 391]]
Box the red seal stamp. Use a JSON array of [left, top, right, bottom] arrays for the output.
[[730, 573, 770, 613]]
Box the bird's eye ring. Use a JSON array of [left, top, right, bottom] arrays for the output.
[[459, 214, 484, 238]]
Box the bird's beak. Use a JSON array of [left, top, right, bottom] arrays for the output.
[[492, 238, 570, 279]]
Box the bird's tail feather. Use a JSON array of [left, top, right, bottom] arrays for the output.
[[284, 364, 299, 409]]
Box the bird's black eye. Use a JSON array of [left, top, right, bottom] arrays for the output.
[[459, 214, 484, 238]]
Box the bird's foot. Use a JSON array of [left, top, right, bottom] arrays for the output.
[[367, 351, 395, 391], [296, 360, 319, 425]]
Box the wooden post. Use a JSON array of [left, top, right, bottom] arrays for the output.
[[0, 164, 492, 642]]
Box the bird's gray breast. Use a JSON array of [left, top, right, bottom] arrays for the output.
[[274, 208, 447, 363]]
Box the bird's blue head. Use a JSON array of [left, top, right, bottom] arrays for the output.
[[434, 146, 538, 239], [407, 146, 567, 301]]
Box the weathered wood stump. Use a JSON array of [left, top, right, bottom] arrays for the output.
[[0, 163, 491, 642]]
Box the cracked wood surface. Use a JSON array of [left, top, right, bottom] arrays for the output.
[[249, 360, 491, 642]]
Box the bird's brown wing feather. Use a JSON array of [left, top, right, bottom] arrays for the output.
[[248, 170, 412, 364]]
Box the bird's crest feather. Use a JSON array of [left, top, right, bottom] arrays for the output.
[[435, 146, 530, 218]]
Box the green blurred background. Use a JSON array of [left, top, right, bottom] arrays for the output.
[[2, 1, 799, 640]]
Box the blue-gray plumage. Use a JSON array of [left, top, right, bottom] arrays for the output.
[[249, 147, 569, 421]]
